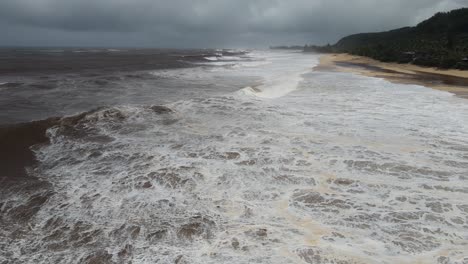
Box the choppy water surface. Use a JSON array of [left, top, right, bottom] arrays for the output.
[[1, 50, 468, 263]]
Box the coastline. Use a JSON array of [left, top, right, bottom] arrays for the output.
[[315, 53, 468, 99]]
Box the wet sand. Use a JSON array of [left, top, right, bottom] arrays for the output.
[[315, 53, 468, 99]]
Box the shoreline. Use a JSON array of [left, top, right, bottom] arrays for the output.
[[314, 53, 468, 99]]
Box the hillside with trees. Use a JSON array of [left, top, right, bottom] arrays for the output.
[[304, 8, 468, 69]]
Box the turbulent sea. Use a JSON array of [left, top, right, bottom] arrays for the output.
[[0, 48, 468, 264]]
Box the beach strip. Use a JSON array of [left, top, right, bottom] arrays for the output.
[[315, 53, 468, 99]]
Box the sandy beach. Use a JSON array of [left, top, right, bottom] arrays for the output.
[[315, 53, 468, 99]]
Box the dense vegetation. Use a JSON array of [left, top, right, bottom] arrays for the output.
[[304, 8, 468, 69]]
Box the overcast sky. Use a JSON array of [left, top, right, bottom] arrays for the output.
[[0, 0, 467, 48]]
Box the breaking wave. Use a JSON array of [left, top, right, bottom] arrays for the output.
[[1, 50, 468, 264]]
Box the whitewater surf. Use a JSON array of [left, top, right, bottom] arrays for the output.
[[1, 50, 467, 264]]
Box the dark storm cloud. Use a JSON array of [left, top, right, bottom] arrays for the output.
[[0, 0, 466, 47]]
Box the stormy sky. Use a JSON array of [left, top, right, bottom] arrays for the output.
[[0, 0, 467, 48]]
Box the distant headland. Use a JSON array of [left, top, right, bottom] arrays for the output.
[[275, 8, 468, 70]]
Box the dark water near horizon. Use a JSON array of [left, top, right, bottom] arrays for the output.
[[1, 48, 468, 264], [0, 48, 255, 125]]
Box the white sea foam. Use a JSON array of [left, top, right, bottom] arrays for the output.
[[234, 60, 272, 68], [240, 69, 310, 98], [204, 56, 219, 61], [3, 51, 468, 264], [219, 56, 244, 61], [203, 61, 237, 67], [235, 51, 316, 98], [203, 55, 246, 65]]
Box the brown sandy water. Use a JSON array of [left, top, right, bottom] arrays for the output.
[[1, 50, 468, 264]]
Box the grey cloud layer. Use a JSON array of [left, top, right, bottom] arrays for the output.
[[0, 0, 466, 47]]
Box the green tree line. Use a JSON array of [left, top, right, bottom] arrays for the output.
[[304, 8, 468, 69]]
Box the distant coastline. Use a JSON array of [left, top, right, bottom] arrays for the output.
[[304, 8, 468, 70], [269, 45, 304, 50]]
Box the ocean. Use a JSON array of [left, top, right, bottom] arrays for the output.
[[1, 48, 467, 263]]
